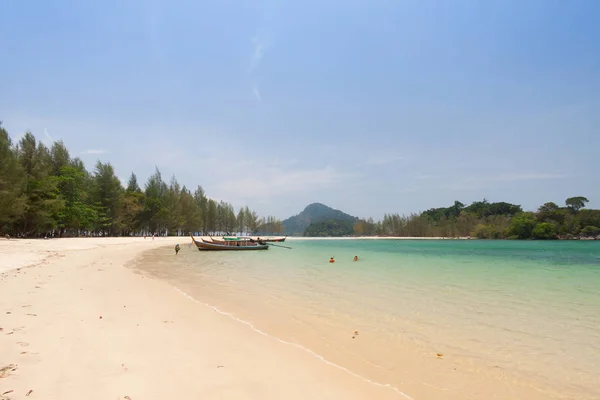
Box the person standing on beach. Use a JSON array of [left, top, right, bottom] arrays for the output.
[[175, 244, 181, 255]]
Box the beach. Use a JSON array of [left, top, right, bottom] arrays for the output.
[[0, 237, 403, 400], [135, 238, 599, 400], [2, 238, 598, 400]]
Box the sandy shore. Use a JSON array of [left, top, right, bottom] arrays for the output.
[[0, 237, 403, 400]]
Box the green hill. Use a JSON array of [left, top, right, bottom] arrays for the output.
[[282, 203, 358, 236], [304, 219, 355, 237]]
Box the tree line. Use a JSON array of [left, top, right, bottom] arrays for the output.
[[352, 198, 599, 240], [0, 123, 282, 237]]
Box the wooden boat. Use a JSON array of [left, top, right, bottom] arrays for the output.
[[223, 236, 287, 243], [261, 236, 287, 242], [191, 236, 269, 251]]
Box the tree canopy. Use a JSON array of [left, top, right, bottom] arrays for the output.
[[0, 125, 272, 237], [352, 198, 598, 240]]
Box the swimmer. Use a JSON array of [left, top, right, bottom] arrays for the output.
[[329, 257, 335, 263], [354, 255, 358, 261]]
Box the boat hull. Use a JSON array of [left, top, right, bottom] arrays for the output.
[[191, 236, 269, 251], [224, 236, 287, 242]]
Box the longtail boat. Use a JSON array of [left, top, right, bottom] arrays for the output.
[[190, 236, 269, 251], [223, 235, 287, 243]]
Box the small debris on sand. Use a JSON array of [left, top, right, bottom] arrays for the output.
[[26, 389, 33, 396], [0, 364, 17, 379]]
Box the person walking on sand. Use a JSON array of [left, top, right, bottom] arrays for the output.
[[175, 244, 181, 255]]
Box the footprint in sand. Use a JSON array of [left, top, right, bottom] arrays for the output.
[[17, 342, 29, 347]]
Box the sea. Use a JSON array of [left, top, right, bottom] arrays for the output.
[[133, 238, 600, 400]]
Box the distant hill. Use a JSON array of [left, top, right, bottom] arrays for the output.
[[304, 219, 355, 237], [282, 203, 358, 236]]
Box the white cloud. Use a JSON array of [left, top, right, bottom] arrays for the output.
[[363, 151, 407, 165], [251, 36, 267, 70], [82, 149, 108, 155], [250, 36, 269, 100], [253, 84, 262, 101], [44, 127, 53, 142], [213, 166, 361, 200], [486, 172, 568, 182]]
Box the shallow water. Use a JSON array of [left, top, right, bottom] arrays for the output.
[[134, 239, 600, 399]]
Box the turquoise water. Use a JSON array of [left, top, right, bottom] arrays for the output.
[[135, 239, 600, 399]]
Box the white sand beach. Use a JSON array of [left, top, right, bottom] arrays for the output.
[[0, 237, 404, 400]]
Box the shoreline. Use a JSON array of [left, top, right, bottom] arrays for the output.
[[0, 237, 403, 400], [133, 243, 579, 400]]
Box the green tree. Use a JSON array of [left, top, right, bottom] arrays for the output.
[[505, 212, 537, 239], [121, 173, 145, 235], [16, 133, 64, 236], [56, 164, 97, 235], [143, 167, 168, 234], [531, 222, 557, 240], [244, 206, 260, 234], [92, 161, 124, 235], [50, 140, 71, 176], [206, 199, 217, 234], [565, 196, 589, 213], [581, 226, 600, 237], [179, 186, 202, 235], [126, 172, 141, 193], [166, 176, 184, 235], [237, 208, 246, 235], [0, 124, 26, 233], [193, 186, 207, 233]]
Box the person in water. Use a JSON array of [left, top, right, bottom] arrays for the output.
[[354, 255, 359, 261], [175, 244, 181, 255], [329, 257, 335, 263]]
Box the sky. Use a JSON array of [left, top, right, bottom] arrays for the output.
[[1, 0, 599, 220]]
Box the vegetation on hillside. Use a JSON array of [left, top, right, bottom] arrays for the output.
[[282, 203, 357, 235], [0, 123, 282, 237], [352, 198, 599, 240], [304, 219, 354, 237]]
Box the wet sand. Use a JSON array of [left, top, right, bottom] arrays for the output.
[[0, 238, 403, 400]]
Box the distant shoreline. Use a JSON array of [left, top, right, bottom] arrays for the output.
[[287, 236, 472, 240], [4, 235, 598, 242]]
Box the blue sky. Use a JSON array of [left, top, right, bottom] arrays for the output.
[[1, 0, 598, 219]]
